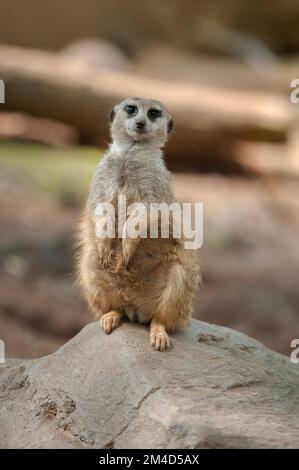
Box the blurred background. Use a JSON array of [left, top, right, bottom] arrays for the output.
[[0, 0, 299, 358]]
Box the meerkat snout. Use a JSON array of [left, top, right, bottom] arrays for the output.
[[109, 96, 174, 147], [136, 119, 146, 132]]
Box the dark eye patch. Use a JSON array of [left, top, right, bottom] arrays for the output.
[[148, 108, 162, 120], [125, 104, 138, 116]]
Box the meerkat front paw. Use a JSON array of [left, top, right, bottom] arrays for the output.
[[122, 237, 138, 269], [98, 239, 113, 269], [150, 329, 170, 351], [100, 310, 123, 334]]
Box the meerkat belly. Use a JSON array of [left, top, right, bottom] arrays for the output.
[[102, 238, 178, 323]]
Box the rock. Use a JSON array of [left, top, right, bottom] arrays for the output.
[[0, 319, 298, 449]]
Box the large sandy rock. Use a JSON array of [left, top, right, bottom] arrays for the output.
[[0, 319, 298, 449]]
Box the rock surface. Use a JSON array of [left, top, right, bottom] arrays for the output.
[[0, 319, 299, 449]]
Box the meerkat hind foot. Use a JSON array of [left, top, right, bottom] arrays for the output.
[[150, 325, 170, 351], [100, 310, 123, 335]]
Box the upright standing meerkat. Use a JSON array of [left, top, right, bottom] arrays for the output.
[[76, 97, 201, 350]]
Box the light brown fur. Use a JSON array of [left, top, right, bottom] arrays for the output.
[[76, 97, 201, 350]]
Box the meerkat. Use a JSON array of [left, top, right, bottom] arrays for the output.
[[76, 97, 201, 351]]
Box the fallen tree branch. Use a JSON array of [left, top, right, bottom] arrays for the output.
[[0, 112, 78, 146], [0, 44, 297, 169]]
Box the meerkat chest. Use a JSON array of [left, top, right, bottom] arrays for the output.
[[92, 147, 172, 207], [118, 159, 155, 193], [113, 157, 165, 199]]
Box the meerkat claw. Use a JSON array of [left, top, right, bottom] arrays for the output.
[[99, 252, 111, 270], [121, 239, 135, 269], [98, 242, 113, 270]]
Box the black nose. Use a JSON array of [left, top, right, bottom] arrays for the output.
[[136, 120, 145, 129]]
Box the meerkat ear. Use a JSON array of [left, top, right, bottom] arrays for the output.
[[167, 117, 174, 133], [109, 107, 116, 122]]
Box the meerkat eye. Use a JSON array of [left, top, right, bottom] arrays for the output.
[[148, 108, 162, 120], [125, 104, 138, 116]]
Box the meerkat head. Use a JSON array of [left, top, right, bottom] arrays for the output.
[[109, 96, 174, 147]]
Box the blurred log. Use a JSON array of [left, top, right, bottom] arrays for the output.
[[1, 0, 299, 55], [0, 112, 78, 147], [134, 45, 299, 95], [0, 44, 298, 171], [235, 132, 299, 178]]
